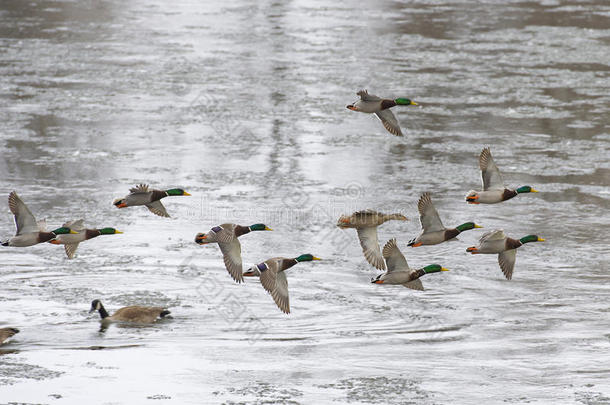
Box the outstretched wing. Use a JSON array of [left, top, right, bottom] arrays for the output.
[[498, 249, 517, 280], [403, 278, 424, 291], [145, 201, 169, 217], [479, 229, 506, 243], [64, 243, 80, 259], [259, 259, 281, 294], [269, 271, 290, 314], [417, 193, 444, 232], [375, 110, 403, 136], [479, 148, 504, 190], [8, 192, 39, 235], [63, 219, 85, 232], [218, 239, 244, 283], [357, 89, 381, 101], [129, 184, 150, 194], [357, 227, 386, 270], [382, 238, 409, 272]]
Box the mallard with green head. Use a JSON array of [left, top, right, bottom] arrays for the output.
[[408, 193, 482, 247], [248, 254, 321, 314], [466, 147, 538, 204], [195, 223, 272, 283], [337, 209, 408, 270], [1, 191, 77, 247], [113, 184, 190, 217], [49, 219, 122, 259], [346, 89, 418, 136], [372, 239, 448, 290], [466, 229, 544, 280]]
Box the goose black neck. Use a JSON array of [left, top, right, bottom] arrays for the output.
[[98, 304, 110, 319]]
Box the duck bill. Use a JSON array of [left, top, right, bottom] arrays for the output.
[[410, 101, 418, 106], [312, 257, 322, 261], [474, 224, 483, 228], [264, 226, 273, 231], [115, 230, 123, 234], [531, 188, 539, 193], [441, 267, 450, 271], [195, 234, 207, 244], [537, 237, 545, 242], [183, 192, 192, 196], [70, 230, 79, 234]]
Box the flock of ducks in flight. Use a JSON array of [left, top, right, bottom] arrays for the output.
[[0, 90, 545, 344]]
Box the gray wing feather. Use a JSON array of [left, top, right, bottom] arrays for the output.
[[270, 271, 290, 314], [8, 192, 39, 235], [218, 239, 244, 283], [480, 229, 506, 243], [64, 243, 80, 259], [498, 249, 517, 280], [129, 184, 150, 194], [63, 219, 85, 231], [145, 201, 170, 217], [382, 238, 409, 272], [418, 193, 445, 232], [259, 259, 280, 294], [357, 227, 386, 270], [403, 278, 424, 291], [357, 89, 381, 101], [479, 148, 504, 190], [375, 110, 403, 136]]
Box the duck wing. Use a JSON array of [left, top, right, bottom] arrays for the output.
[[375, 110, 403, 136], [357, 89, 381, 101], [218, 239, 244, 283], [357, 227, 385, 270], [402, 278, 424, 291], [498, 249, 517, 280], [479, 147, 505, 191], [145, 201, 169, 217], [417, 193, 444, 232], [8, 192, 39, 235], [382, 238, 409, 272]]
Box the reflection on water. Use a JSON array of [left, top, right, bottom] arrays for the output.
[[0, 0, 609, 403]]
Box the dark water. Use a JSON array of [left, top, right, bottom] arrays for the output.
[[0, 0, 609, 403]]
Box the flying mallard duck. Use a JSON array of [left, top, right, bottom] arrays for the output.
[[408, 193, 482, 247], [466, 229, 544, 280], [0, 328, 19, 345], [89, 299, 170, 325], [248, 254, 321, 314], [371, 239, 448, 290], [466, 147, 538, 204], [49, 219, 122, 259], [113, 184, 190, 217], [195, 223, 272, 283], [1, 191, 76, 247], [346, 89, 418, 136], [337, 210, 408, 270]]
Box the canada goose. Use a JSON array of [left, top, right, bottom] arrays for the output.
[[89, 299, 170, 324], [0, 327, 19, 345]]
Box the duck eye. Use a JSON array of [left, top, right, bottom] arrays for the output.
[[211, 226, 222, 233]]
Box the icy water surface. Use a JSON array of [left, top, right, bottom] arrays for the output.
[[0, 0, 609, 403]]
